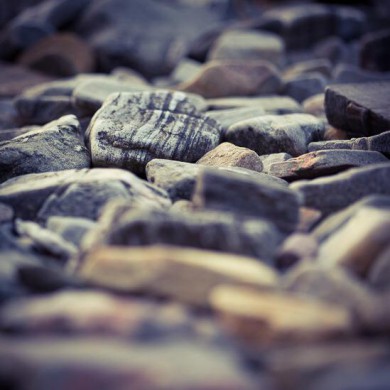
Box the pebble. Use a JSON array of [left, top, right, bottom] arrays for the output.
[[86, 91, 221, 175]]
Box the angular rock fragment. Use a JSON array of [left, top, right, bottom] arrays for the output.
[[325, 82, 390, 136], [86, 91, 221, 175], [225, 114, 324, 157], [0, 115, 90, 183], [269, 150, 388, 181]]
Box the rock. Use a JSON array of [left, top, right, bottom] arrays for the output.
[[308, 131, 390, 156], [192, 168, 300, 233], [80, 203, 282, 262], [0, 100, 18, 130], [283, 73, 327, 103], [110, 67, 149, 86], [368, 246, 390, 291], [269, 150, 388, 181], [259, 153, 292, 174], [206, 108, 266, 131], [313, 36, 351, 65], [197, 142, 263, 172], [325, 82, 390, 136], [225, 114, 324, 157], [86, 91, 221, 175], [170, 58, 202, 84], [332, 64, 390, 84], [0, 0, 43, 26], [179, 60, 282, 98], [208, 29, 284, 66], [291, 163, 390, 216], [296, 207, 322, 233], [18, 33, 95, 77], [0, 168, 170, 221], [210, 285, 353, 343], [79, 245, 278, 306], [359, 29, 390, 72], [0, 203, 14, 224], [283, 59, 332, 79], [303, 93, 326, 118], [0, 125, 40, 143], [0, 115, 90, 183]]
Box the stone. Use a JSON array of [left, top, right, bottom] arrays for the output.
[[269, 150, 388, 181], [0, 125, 39, 143], [80, 203, 282, 262], [179, 60, 282, 98], [192, 168, 300, 233], [110, 67, 149, 86], [359, 29, 390, 72], [0, 100, 18, 130], [308, 131, 390, 156], [0, 203, 14, 224], [259, 153, 292, 174], [325, 82, 390, 136], [225, 114, 324, 157], [18, 33, 95, 77], [210, 285, 352, 343], [86, 91, 221, 176], [283, 73, 327, 103], [197, 142, 263, 172], [296, 207, 322, 233], [290, 163, 390, 216], [0, 115, 91, 183], [313, 36, 351, 65], [0, 0, 43, 26], [79, 245, 278, 306], [283, 59, 332, 79], [0, 168, 170, 221], [368, 246, 390, 291], [208, 29, 284, 66], [303, 93, 325, 118], [170, 58, 202, 84], [332, 64, 390, 84]]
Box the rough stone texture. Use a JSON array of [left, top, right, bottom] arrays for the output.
[[80, 203, 282, 262], [86, 91, 221, 176], [283, 73, 327, 103], [79, 245, 278, 306], [179, 60, 282, 98], [225, 114, 324, 157], [197, 142, 263, 172], [192, 168, 300, 233], [291, 164, 390, 216], [259, 153, 292, 174], [359, 29, 390, 72], [0, 115, 90, 183], [308, 131, 390, 156], [325, 82, 390, 136], [269, 150, 388, 181], [0, 168, 170, 221], [208, 29, 284, 66]]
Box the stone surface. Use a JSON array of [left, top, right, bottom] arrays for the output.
[[359, 29, 390, 72], [0, 115, 90, 183], [225, 114, 324, 157], [259, 153, 292, 174], [179, 60, 282, 98], [192, 168, 300, 233], [325, 82, 390, 136], [283, 73, 327, 103], [303, 93, 325, 118], [86, 91, 221, 175], [368, 246, 390, 291], [283, 59, 332, 79], [269, 150, 388, 181], [332, 64, 390, 84], [170, 58, 202, 84], [291, 163, 390, 216]]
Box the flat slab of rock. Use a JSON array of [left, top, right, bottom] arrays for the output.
[[225, 114, 324, 157], [86, 91, 221, 175], [291, 163, 390, 216], [325, 82, 390, 136], [0, 115, 90, 183], [269, 150, 388, 181]]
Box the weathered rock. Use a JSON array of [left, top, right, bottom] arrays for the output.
[[197, 142, 263, 172], [325, 82, 390, 136], [79, 245, 278, 306], [18, 33, 95, 77], [210, 285, 352, 343], [308, 130, 390, 156], [269, 150, 388, 181], [291, 163, 390, 216], [225, 114, 324, 157], [0, 168, 170, 221], [359, 29, 390, 72], [86, 91, 221, 175], [303, 93, 326, 118], [283, 73, 327, 103], [179, 60, 282, 98], [368, 246, 390, 291], [259, 153, 292, 174], [208, 29, 284, 66]]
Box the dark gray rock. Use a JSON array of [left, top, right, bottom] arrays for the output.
[[283, 73, 327, 103], [86, 91, 221, 176], [225, 114, 324, 157], [291, 163, 390, 216], [325, 82, 390, 136], [192, 168, 300, 233], [0, 203, 14, 224], [359, 29, 390, 72], [269, 150, 388, 181], [0, 115, 90, 183]]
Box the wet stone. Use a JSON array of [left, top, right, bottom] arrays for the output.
[[86, 91, 221, 176]]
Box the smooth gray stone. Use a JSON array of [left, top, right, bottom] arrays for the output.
[[86, 91, 221, 175], [192, 168, 300, 233], [225, 114, 324, 157], [0, 115, 90, 183], [308, 131, 390, 156], [259, 153, 292, 174], [146, 159, 287, 202], [81, 204, 282, 262], [283, 73, 327, 103], [325, 82, 390, 136], [0, 168, 171, 221], [291, 163, 390, 216], [269, 150, 388, 181]]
